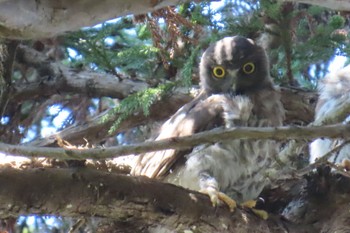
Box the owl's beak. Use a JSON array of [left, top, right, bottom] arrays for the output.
[[227, 69, 239, 90]]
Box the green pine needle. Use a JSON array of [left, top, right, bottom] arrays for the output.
[[104, 83, 176, 135]]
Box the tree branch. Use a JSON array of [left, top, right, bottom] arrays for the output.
[[0, 39, 19, 117], [0, 0, 195, 39], [0, 167, 316, 232], [0, 167, 232, 231], [14, 45, 148, 101], [297, 140, 350, 176], [287, 0, 350, 10], [1, 124, 350, 160], [0, 0, 349, 39], [1, 166, 348, 233]]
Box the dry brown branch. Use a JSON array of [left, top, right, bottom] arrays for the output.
[[2, 166, 350, 232], [14, 45, 147, 102], [0, 0, 349, 39], [0, 0, 197, 39], [0, 167, 320, 232], [0, 167, 271, 232], [1, 124, 350, 160], [297, 140, 350, 176], [289, 0, 350, 10]]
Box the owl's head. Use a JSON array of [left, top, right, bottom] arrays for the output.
[[199, 36, 273, 95]]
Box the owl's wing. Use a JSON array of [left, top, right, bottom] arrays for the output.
[[131, 93, 231, 178]]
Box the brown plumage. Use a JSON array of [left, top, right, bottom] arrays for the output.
[[131, 36, 285, 205]]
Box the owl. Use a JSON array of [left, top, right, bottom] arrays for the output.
[[310, 65, 350, 164], [131, 36, 285, 211]]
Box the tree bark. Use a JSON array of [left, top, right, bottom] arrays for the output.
[[14, 45, 148, 101], [0, 0, 190, 39], [289, 0, 350, 10], [1, 124, 349, 160], [0, 167, 271, 232], [0, 0, 349, 39], [1, 166, 350, 233], [0, 166, 324, 233]]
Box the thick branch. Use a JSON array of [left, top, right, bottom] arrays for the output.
[[14, 45, 148, 101], [2, 124, 350, 160], [0, 0, 349, 39], [0, 0, 193, 39], [1, 166, 348, 233], [284, 0, 350, 10], [1, 162, 350, 232], [0, 167, 314, 232]]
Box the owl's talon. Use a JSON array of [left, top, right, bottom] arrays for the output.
[[217, 192, 237, 212], [241, 199, 268, 220], [241, 199, 257, 208], [251, 209, 269, 220], [200, 189, 237, 212]]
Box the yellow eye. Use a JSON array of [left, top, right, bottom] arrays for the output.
[[242, 62, 255, 74], [212, 66, 226, 78]]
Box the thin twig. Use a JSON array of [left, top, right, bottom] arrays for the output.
[[69, 218, 86, 233], [1, 124, 350, 160], [325, 161, 350, 178], [297, 140, 350, 176]]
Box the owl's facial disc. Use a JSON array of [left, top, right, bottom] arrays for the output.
[[200, 36, 272, 94]]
